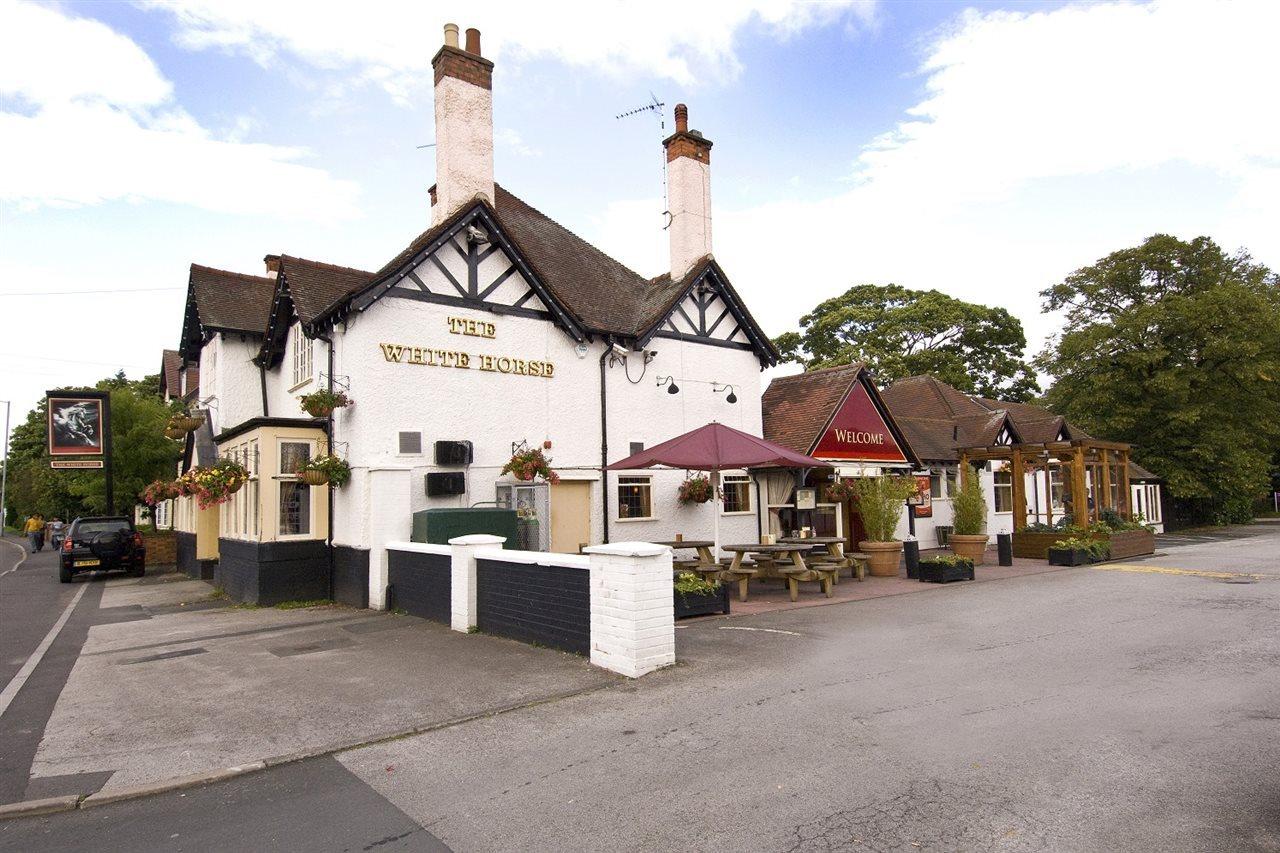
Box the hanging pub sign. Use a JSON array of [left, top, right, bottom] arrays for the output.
[[911, 473, 933, 517], [811, 382, 907, 463], [47, 391, 108, 456]]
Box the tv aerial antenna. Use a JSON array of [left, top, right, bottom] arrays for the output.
[[615, 92, 670, 233]]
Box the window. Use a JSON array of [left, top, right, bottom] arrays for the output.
[[617, 476, 652, 520], [279, 440, 312, 536], [929, 468, 943, 500], [1049, 468, 1065, 511], [629, 441, 644, 456], [944, 467, 958, 498], [722, 474, 752, 514], [291, 331, 313, 388], [993, 469, 1013, 513], [1145, 485, 1161, 522]]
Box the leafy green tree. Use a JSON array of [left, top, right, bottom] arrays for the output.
[[774, 284, 1039, 401], [1038, 234, 1280, 526], [3, 372, 180, 522]]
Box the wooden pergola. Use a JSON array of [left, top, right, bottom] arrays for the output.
[[957, 439, 1133, 531]]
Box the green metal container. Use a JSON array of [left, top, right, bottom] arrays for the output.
[[411, 508, 518, 548]]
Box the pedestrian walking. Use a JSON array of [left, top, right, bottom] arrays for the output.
[[48, 517, 66, 550], [24, 513, 45, 552]]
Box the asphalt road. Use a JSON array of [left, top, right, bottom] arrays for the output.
[[3, 523, 1278, 851]]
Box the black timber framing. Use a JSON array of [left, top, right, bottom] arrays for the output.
[[637, 262, 778, 365], [385, 288, 555, 322], [347, 202, 585, 342]]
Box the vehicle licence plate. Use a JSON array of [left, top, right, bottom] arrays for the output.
[[74, 559, 100, 568]]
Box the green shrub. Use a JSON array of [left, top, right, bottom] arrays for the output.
[[850, 476, 916, 542], [674, 571, 719, 600], [951, 471, 987, 535], [1052, 536, 1109, 560]]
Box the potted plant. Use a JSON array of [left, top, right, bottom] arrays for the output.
[[501, 444, 560, 484], [917, 553, 975, 583], [163, 424, 187, 440], [187, 458, 250, 509], [677, 474, 713, 505], [673, 571, 730, 618], [824, 479, 856, 502], [299, 388, 352, 418], [295, 454, 351, 487], [949, 470, 989, 565], [1048, 536, 1109, 566], [850, 475, 917, 577]]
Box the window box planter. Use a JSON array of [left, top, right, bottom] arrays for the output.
[[674, 584, 730, 619], [1048, 547, 1103, 566], [1107, 528, 1155, 559], [918, 556, 975, 583]]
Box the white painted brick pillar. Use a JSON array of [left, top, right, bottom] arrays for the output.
[[584, 542, 675, 678], [448, 535, 506, 633], [366, 467, 411, 610]]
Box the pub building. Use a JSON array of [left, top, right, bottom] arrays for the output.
[[759, 365, 1164, 548], [166, 24, 782, 606]]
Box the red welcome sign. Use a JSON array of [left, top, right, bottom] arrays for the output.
[[811, 382, 907, 462]]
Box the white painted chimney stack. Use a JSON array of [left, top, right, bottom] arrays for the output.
[[431, 24, 494, 225], [663, 103, 714, 281]]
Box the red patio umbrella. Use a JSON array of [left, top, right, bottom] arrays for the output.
[[607, 422, 828, 557]]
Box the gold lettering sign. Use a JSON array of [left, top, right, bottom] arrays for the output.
[[379, 319, 553, 379], [833, 429, 885, 445]]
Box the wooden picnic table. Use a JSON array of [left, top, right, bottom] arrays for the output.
[[721, 543, 836, 602], [652, 540, 716, 569], [779, 536, 862, 582]]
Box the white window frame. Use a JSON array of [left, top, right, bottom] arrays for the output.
[[290, 329, 314, 391], [616, 474, 654, 522], [277, 438, 317, 539], [993, 467, 1013, 514], [720, 472, 753, 515]]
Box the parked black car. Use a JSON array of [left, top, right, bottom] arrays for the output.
[[59, 516, 145, 583]]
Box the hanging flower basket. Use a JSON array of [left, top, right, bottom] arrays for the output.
[[172, 414, 205, 433], [501, 444, 559, 484], [185, 458, 251, 509], [824, 480, 856, 502], [297, 469, 330, 486], [295, 454, 351, 487], [141, 480, 180, 506], [677, 474, 713, 505], [299, 389, 352, 419], [163, 425, 187, 440]]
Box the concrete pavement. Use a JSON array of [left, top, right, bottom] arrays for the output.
[[3, 523, 1277, 850]]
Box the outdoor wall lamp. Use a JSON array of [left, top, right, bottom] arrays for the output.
[[657, 375, 680, 394], [714, 383, 738, 404]]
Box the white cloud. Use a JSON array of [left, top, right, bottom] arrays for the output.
[[0, 0, 359, 220], [590, 0, 1280, 359], [140, 0, 878, 103], [496, 127, 540, 158]]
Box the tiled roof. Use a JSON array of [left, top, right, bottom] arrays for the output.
[[189, 264, 276, 333], [1129, 461, 1159, 481], [277, 256, 375, 326], [364, 186, 694, 339], [159, 349, 198, 399], [974, 396, 1092, 442], [762, 363, 867, 455]]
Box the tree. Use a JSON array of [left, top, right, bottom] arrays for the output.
[[773, 284, 1040, 401], [3, 372, 181, 523], [1038, 234, 1280, 526]]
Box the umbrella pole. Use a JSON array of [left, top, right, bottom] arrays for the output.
[[713, 472, 721, 561]]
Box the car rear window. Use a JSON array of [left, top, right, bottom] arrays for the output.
[[73, 520, 132, 537]]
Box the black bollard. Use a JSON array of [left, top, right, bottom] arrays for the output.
[[904, 539, 920, 578], [997, 532, 1013, 566]]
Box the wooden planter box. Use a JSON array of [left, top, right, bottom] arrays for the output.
[[674, 585, 730, 619], [1014, 528, 1155, 560], [918, 558, 975, 583], [1048, 547, 1097, 567]]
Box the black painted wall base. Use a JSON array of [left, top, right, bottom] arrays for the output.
[[215, 538, 329, 606], [175, 532, 216, 580], [387, 549, 451, 624], [333, 546, 370, 609]]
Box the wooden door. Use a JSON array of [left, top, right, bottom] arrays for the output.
[[550, 481, 592, 554]]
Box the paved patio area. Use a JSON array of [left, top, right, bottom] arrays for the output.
[[698, 548, 1068, 618]]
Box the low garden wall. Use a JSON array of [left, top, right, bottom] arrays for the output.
[[384, 538, 675, 678], [1012, 528, 1156, 560], [141, 531, 176, 565]]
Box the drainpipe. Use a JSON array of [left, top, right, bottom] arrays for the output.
[[258, 361, 270, 417], [598, 338, 611, 544], [317, 330, 336, 602]]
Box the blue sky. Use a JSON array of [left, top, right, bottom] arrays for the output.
[[2, 0, 1277, 435]]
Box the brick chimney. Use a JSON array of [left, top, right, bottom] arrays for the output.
[[663, 103, 714, 281], [431, 24, 494, 225], [263, 254, 281, 278]]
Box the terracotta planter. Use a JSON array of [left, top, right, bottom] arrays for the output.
[[297, 469, 329, 486], [858, 540, 904, 577], [949, 534, 990, 565]]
